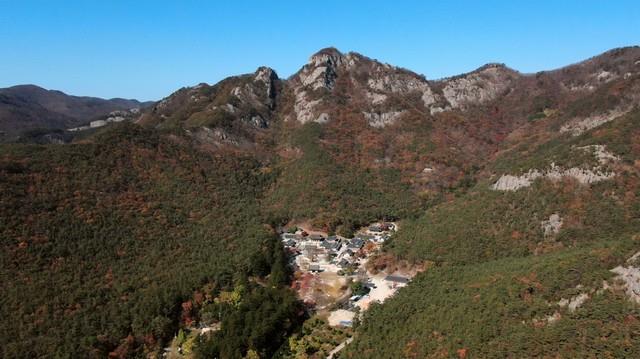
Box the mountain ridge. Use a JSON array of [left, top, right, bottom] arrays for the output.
[[135, 45, 639, 206]]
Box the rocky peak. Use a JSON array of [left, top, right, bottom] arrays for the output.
[[254, 66, 278, 85], [253, 67, 279, 109], [290, 47, 443, 124], [308, 47, 345, 68], [295, 47, 349, 91]]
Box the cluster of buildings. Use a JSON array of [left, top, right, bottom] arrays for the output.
[[281, 223, 394, 273], [281, 222, 413, 330]]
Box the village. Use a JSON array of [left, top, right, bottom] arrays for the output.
[[163, 222, 414, 358], [281, 222, 412, 328]]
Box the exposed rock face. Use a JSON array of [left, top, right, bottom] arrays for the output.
[[253, 66, 278, 109], [248, 115, 268, 129], [596, 70, 617, 83], [492, 145, 619, 191], [298, 48, 345, 91], [285, 48, 528, 128], [491, 170, 544, 191], [294, 90, 323, 124], [188, 126, 252, 148], [611, 252, 640, 304], [289, 47, 443, 125], [579, 145, 621, 164], [439, 64, 516, 109], [560, 107, 631, 136], [545, 165, 615, 183], [558, 293, 590, 312], [231, 67, 279, 115], [366, 72, 437, 108], [363, 111, 405, 128], [290, 49, 348, 123], [554, 46, 640, 92], [541, 213, 563, 236], [365, 91, 388, 105], [491, 163, 615, 191]]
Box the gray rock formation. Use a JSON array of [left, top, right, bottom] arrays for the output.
[[611, 252, 640, 304], [363, 111, 405, 128], [541, 213, 563, 236], [440, 64, 516, 109]]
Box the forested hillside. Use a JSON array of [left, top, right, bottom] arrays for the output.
[[342, 109, 640, 358], [264, 121, 422, 235], [0, 123, 299, 358]]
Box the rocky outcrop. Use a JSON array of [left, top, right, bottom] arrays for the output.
[[253, 66, 278, 109], [294, 90, 324, 124], [297, 48, 345, 91], [189, 126, 245, 147], [366, 72, 437, 108], [290, 49, 347, 123], [579, 145, 620, 164], [289, 47, 442, 125], [492, 145, 619, 191], [558, 293, 590, 312], [230, 67, 279, 113], [541, 213, 563, 236], [363, 111, 405, 128], [560, 107, 631, 136], [439, 64, 517, 109], [491, 163, 615, 191], [611, 252, 640, 304]]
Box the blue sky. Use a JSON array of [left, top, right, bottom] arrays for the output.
[[0, 1, 638, 101]]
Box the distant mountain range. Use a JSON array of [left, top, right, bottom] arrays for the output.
[[0, 84, 153, 140]]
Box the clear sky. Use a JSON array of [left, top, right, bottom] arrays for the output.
[[0, 0, 638, 101]]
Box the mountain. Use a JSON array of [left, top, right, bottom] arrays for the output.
[[0, 84, 153, 140], [1, 46, 640, 358], [142, 45, 640, 211]]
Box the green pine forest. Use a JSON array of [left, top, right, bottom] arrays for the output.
[[341, 110, 640, 358]]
